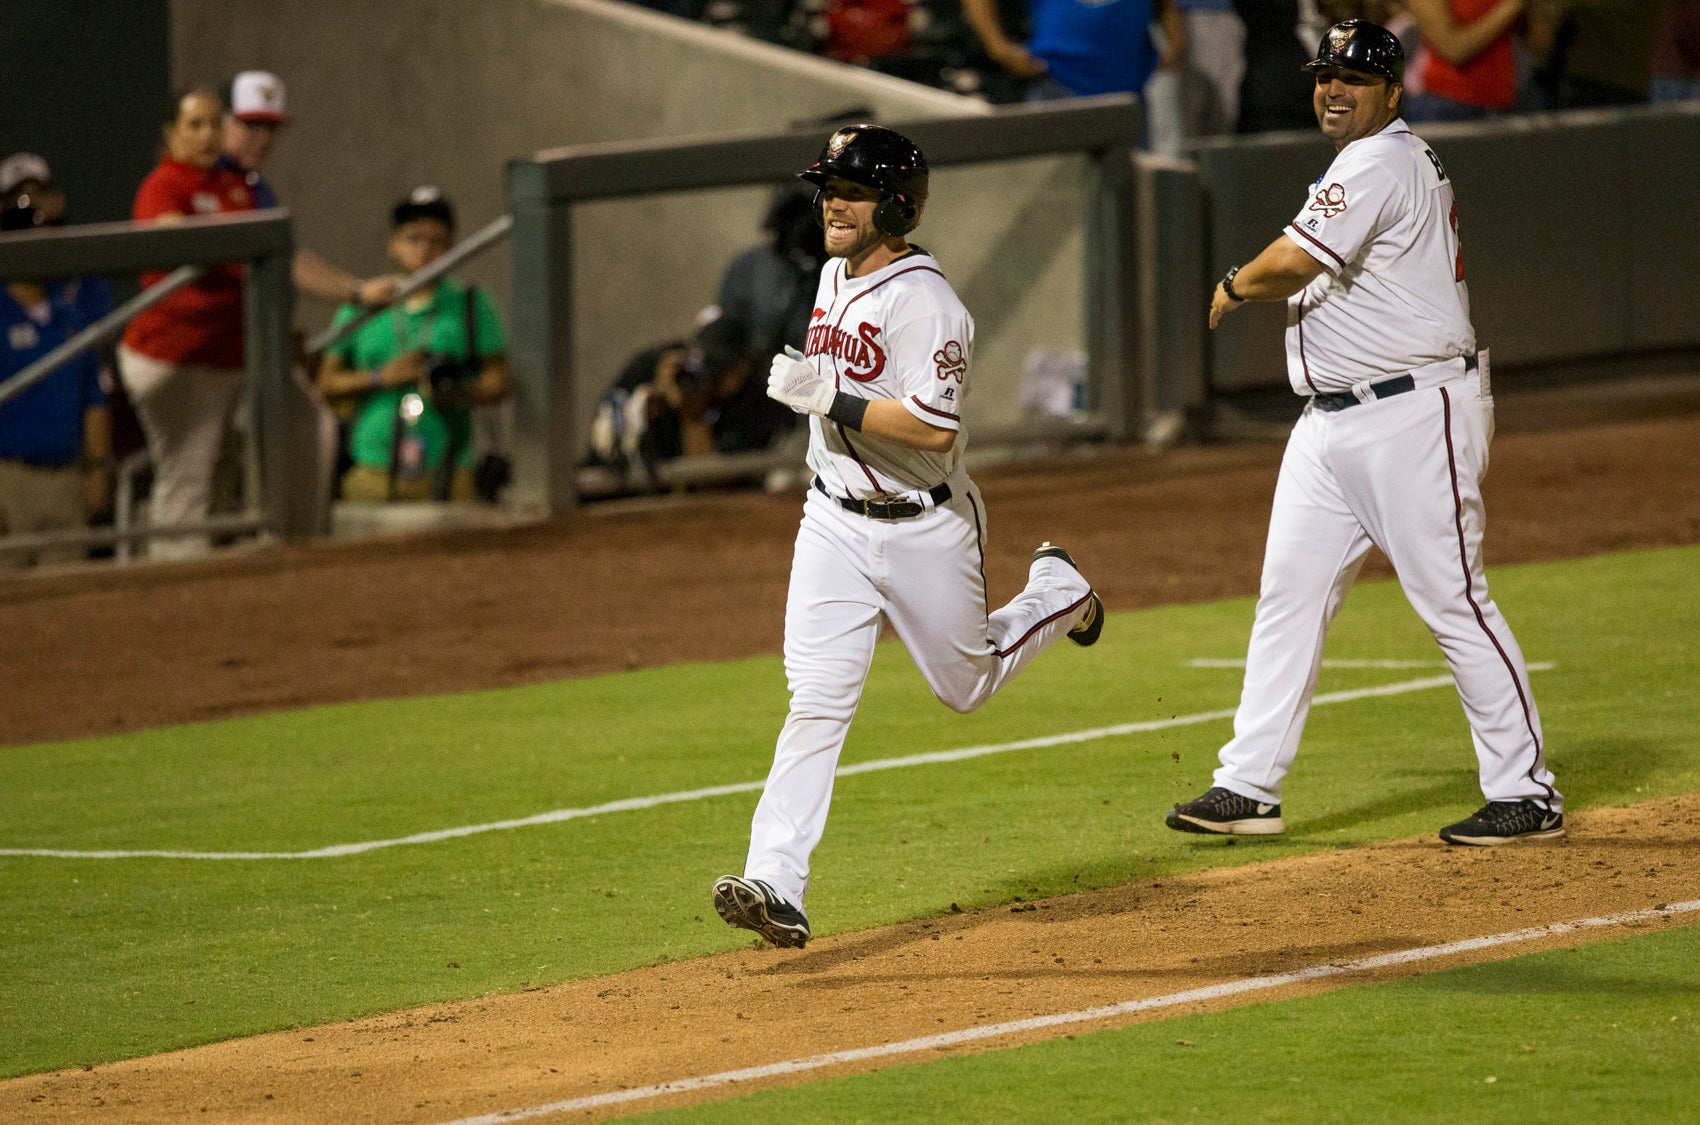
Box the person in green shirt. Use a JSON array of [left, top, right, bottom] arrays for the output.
[[315, 187, 510, 501]]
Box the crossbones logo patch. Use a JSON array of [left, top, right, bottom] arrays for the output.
[[933, 340, 967, 383], [1309, 182, 1348, 218]]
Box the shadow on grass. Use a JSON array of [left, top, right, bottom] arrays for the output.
[[1405, 944, 1700, 998]]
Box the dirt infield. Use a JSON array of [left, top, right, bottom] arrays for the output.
[[5, 796, 1698, 1124], [2, 378, 1699, 749], [2, 378, 1699, 1121]]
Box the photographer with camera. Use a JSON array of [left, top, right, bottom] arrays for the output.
[[315, 187, 510, 502], [589, 312, 792, 481]]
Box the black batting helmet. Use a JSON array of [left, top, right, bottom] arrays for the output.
[[1303, 19, 1406, 82], [798, 123, 929, 238]]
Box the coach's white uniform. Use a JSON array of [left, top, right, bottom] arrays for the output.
[[1213, 118, 1562, 812], [743, 249, 1095, 909]]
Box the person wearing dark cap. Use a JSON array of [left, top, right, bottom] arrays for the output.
[[1, 153, 115, 331], [0, 200, 112, 566], [216, 71, 400, 308], [314, 187, 510, 502], [1167, 21, 1562, 846]]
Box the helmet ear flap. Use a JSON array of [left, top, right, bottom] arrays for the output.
[[873, 192, 917, 237], [811, 187, 826, 228]]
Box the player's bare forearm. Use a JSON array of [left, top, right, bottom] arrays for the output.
[[859, 398, 956, 452], [1405, 0, 1524, 67], [1210, 236, 1328, 328], [961, 0, 1046, 75]]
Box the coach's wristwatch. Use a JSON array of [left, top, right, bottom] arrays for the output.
[[1220, 266, 1245, 303]]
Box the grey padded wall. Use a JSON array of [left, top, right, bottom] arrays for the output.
[[1432, 114, 1629, 363], [1629, 105, 1700, 349], [1190, 107, 1700, 394]]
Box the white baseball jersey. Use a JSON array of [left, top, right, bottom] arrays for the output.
[[737, 247, 1096, 913], [802, 249, 973, 497], [1281, 117, 1476, 393]]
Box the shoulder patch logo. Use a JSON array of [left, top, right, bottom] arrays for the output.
[[1309, 182, 1348, 218], [933, 340, 967, 383]]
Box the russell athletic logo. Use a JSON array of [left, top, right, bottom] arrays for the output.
[[806, 321, 887, 381], [1310, 183, 1349, 217]]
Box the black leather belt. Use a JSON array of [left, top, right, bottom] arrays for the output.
[[814, 476, 950, 520], [1311, 354, 1476, 413]]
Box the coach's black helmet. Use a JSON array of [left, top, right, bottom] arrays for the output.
[[1303, 19, 1405, 83], [798, 123, 929, 238]]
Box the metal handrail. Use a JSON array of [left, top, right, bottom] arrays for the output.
[[304, 213, 514, 357], [0, 266, 204, 410], [0, 511, 269, 557]]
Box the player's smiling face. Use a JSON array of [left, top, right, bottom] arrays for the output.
[[1313, 68, 1401, 149], [819, 178, 886, 266]]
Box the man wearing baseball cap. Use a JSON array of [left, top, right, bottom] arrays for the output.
[[1, 152, 120, 464], [217, 70, 400, 308], [0, 199, 112, 566]]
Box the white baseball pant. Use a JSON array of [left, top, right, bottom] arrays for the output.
[[1214, 370, 1562, 811], [745, 479, 1094, 908]]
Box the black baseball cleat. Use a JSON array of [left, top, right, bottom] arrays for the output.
[[1033, 542, 1104, 647], [1166, 786, 1286, 835], [1439, 800, 1565, 845], [712, 875, 811, 948]]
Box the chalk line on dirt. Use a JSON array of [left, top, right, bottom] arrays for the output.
[[434, 897, 1698, 1124]]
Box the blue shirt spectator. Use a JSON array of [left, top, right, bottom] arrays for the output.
[[0, 287, 106, 467], [1029, 0, 1161, 96]]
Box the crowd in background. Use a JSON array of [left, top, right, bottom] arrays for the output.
[[0, 72, 511, 566], [632, 0, 1699, 144]]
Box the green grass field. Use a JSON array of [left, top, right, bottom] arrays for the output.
[[1, 545, 1696, 1094]]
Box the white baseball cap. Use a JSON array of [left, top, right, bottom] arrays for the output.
[[229, 70, 289, 123], [0, 152, 51, 196]]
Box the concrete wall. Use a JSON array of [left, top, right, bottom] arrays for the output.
[[171, 0, 1092, 433]]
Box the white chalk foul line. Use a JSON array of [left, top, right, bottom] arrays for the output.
[[1189, 659, 1558, 671], [0, 672, 1468, 861], [437, 898, 1700, 1125]]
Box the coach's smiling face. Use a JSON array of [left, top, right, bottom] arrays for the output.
[[1313, 67, 1401, 150]]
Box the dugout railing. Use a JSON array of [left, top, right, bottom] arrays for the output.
[[503, 96, 1142, 513], [0, 211, 310, 557]]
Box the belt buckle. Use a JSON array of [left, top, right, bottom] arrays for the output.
[[868, 498, 922, 519]]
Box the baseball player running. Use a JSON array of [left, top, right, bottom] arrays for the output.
[[1167, 21, 1562, 846], [713, 124, 1103, 947]]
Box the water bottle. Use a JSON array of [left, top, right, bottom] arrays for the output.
[[395, 391, 428, 482]]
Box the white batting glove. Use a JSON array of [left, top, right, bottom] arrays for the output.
[[767, 346, 836, 416]]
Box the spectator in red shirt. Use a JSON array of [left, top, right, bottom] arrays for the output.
[[1403, 0, 1528, 121], [117, 87, 257, 561]]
